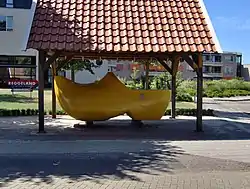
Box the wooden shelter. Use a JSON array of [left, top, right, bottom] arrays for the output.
[[25, 0, 222, 132]]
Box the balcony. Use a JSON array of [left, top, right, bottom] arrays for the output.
[[203, 54, 223, 65], [203, 72, 223, 78]]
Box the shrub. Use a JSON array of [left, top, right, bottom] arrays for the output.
[[176, 92, 193, 102], [164, 108, 214, 116]]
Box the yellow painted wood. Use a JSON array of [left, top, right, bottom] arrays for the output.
[[54, 72, 171, 121]]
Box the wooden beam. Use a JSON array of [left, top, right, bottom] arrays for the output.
[[171, 55, 180, 119], [145, 61, 149, 89], [196, 53, 203, 132], [71, 68, 75, 82], [60, 51, 196, 61], [44, 52, 61, 70], [172, 56, 180, 77], [51, 62, 57, 119], [157, 58, 172, 74], [182, 54, 198, 72], [38, 50, 46, 133]]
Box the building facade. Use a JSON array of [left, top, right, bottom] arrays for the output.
[[180, 52, 243, 80], [0, 0, 39, 87], [66, 51, 243, 84]]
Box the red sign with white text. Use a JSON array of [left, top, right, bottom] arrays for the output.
[[8, 79, 38, 90]]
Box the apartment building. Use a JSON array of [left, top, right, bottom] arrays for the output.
[[65, 51, 242, 84], [180, 52, 243, 80], [0, 0, 38, 87]]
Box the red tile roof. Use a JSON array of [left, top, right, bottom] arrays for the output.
[[27, 0, 221, 53]]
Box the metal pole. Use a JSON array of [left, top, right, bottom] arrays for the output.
[[38, 51, 46, 133], [196, 53, 203, 132]]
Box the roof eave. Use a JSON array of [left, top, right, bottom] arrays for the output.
[[21, 0, 37, 52], [199, 0, 223, 53]]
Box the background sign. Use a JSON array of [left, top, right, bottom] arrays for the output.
[[8, 79, 38, 91]]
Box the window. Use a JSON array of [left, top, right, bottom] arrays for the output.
[[0, 0, 5, 7], [15, 57, 33, 65], [0, 16, 13, 31], [212, 67, 221, 73], [9, 67, 36, 80], [203, 55, 210, 62], [203, 66, 210, 73], [0, 56, 35, 66], [236, 56, 242, 64], [224, 55, 235, 62], [0, 0, 32, 9], [6, 0, 13, 7], [214, 55, 222, 62]]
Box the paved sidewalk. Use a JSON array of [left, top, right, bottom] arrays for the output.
[[2, 171, 250, 189], [0, 115, 250, 188], [0, 140, 250, 188]]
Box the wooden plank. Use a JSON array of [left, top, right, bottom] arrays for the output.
[[181, 54, 198, 72], [60, 51, 194, 61], [157, 58, 172, 74], [44, 52, 61, 70], [71, 68, 75, 82], [172, 55, 180, 77], [145, 61, 149, 89], [196, 53, 203, 132], [38, 51, 46, 133]]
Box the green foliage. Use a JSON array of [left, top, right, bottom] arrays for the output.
[[164, 108, 214, 116], [150, 71, 183, 90], [177, 78, 250, 98], [120, 68, 145, 89], [0, 109, 67, 117], [176, 92, 193, 102], [0, 108, 214, 117], [58, 59, 100, 75]]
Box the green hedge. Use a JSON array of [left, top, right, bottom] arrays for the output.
[[0, 109, 67, 117], [164, 108, 214, 116], [180, 79, 250, 98], [0, 108, 214, 117]]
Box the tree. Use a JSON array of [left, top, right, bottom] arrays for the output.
[[150, 71, 183, 90], [57, 59, 102, 81]]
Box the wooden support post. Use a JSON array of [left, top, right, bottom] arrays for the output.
[[171, 56, 179, 119], [71, 68, 75, 82], [51, 62, 57, 119], [196, 53, 203, 132], [171, 75, 176, 119], [38, 51, 46, 133], [145, 61, 149, 89]]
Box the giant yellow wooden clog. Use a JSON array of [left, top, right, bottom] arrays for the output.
[[54, 72, 171, 121]]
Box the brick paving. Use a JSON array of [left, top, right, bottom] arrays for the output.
[[0, 113, 250, 188], [1, 172, 250, 189], [0, 151, 250, 189]]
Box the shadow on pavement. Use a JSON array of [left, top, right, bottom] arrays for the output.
[[0, 116, 250, 140], [0, 141, 185, 185]]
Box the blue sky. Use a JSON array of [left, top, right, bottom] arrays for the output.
[[204, 0, 250, 64]]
